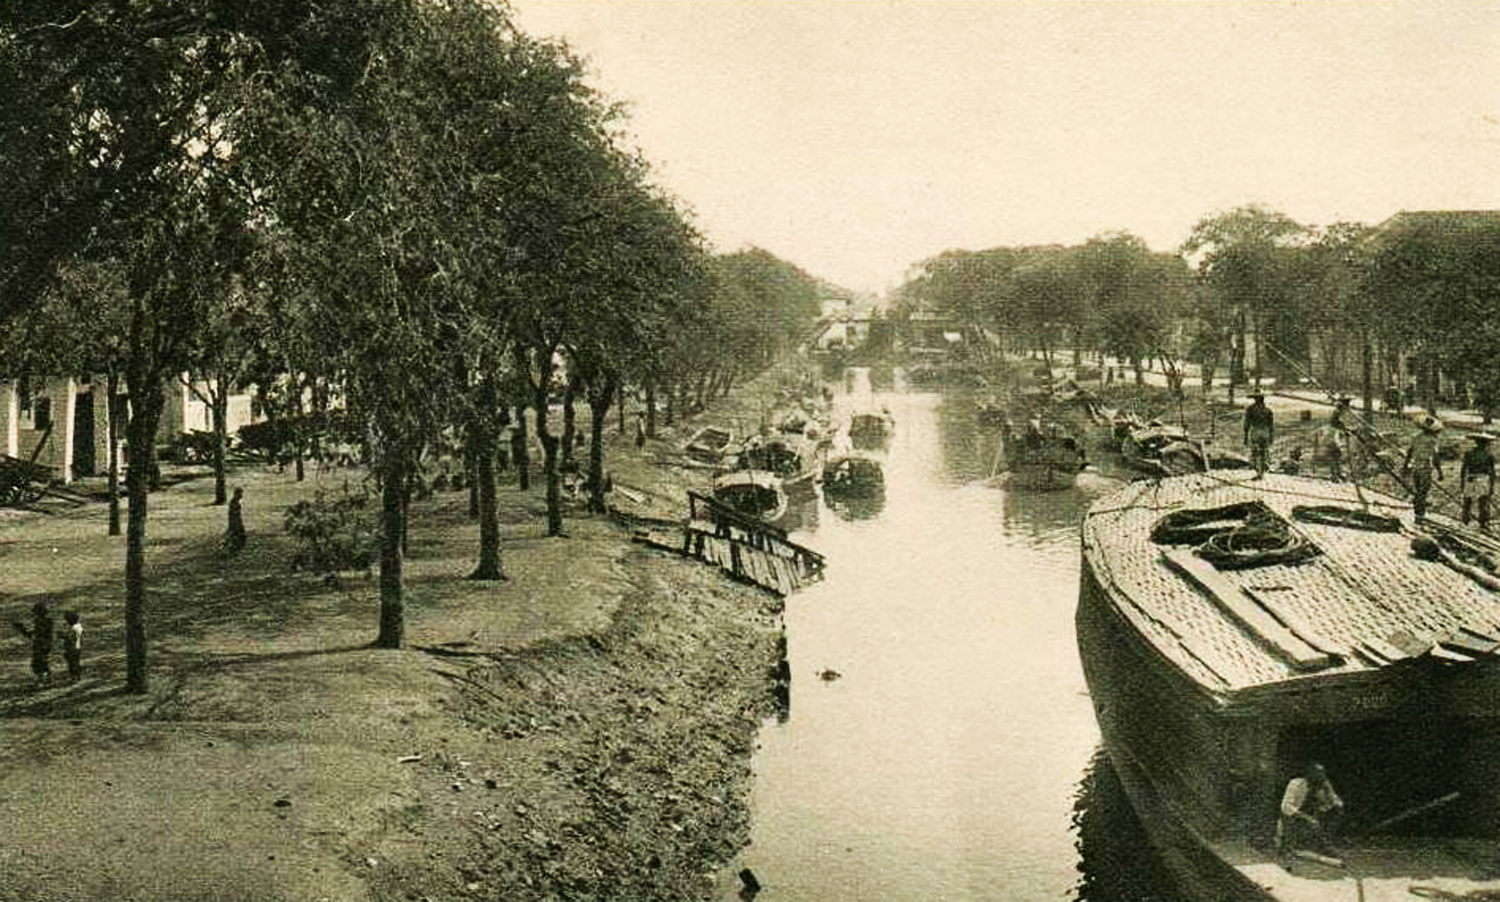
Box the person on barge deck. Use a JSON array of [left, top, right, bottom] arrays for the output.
[[1276, 762, 1344, 859], [1243, 391, 1274, 479], [1460, 432, 1495, 531]]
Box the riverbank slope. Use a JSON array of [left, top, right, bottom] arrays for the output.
[[0, 364, 814, 901]]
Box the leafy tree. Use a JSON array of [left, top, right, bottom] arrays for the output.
[[1078, 235, 1194, 386], [1, 1, 288, 690], [1364, 213, 1500, 420], [1004, 250, 1081, 367], [1181, 205, 1306, 389]]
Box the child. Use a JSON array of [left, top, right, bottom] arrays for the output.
[[13, 599, 54, 688], [61, 611, 83, 683]]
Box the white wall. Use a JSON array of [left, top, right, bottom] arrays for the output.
[[0, 381, 17, 459]]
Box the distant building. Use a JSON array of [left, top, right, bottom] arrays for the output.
[[0, 375, 259, 482]]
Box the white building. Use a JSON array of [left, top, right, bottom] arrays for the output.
[[0, 375, 259, 483]]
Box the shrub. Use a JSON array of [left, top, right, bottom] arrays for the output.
[[283, 485, 377, 573]]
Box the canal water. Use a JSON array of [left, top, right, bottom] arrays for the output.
[[723, 368, 1181, 902]]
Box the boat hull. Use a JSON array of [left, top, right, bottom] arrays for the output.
[[1076, 560, 1273, 900], [1078, 501, 1500, 901]]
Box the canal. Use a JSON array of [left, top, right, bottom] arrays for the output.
[[722, 367, 1180, 901]]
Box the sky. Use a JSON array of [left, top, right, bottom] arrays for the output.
[[511, 1, 1500, 297]]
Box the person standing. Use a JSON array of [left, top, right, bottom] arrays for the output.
[[1404, 415, 1445, 524], [61, 611, 83, 683], [1325, 397, 1353, 481], [225, 486, 246, 554], [1460, 432, 1495, 531], [13, 599, 54, 688], [1242, 391, 1274, 479]]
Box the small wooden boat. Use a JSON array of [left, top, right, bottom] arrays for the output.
[[1002, 419, 1087, 490], [712, 469, 787, 523], [1120, 422, 1250, 477], [847, 407, 895, 449], [684, 425, 735, 464], [821, 453, 885, 500], [1079, 473, 1500, 901], [734, 434, 823, 493]]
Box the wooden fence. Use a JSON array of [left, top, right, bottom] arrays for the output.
[[620, 491, 825, 597]]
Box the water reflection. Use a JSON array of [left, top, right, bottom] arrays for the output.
[[1071, 747, 1182, 902], [728, 368, 1110, 901], [778, 489, 821, 534], [932, 389, 1000, 484], [824, 490, 885, 522], [1000, 479, 1091, 550]]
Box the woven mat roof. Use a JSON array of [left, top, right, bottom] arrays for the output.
[[1083, 473, 1500, 691]]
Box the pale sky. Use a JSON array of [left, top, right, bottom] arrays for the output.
[[512, 1, 1500, 296]]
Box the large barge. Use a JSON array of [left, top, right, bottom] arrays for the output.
[[1078, 472, 1500, 901]]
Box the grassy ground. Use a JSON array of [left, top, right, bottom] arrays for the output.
[[0, 363, 813, 902]]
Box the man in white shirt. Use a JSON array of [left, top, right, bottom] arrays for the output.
[[1276, 762, 1344, 856]]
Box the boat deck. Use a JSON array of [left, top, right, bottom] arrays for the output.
[[1219, 836, 1500, 902], [1083, 472, 1500, 692]]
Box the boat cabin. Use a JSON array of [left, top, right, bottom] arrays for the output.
[[712, 469, 787, 523], [822, 454, 884, 499]]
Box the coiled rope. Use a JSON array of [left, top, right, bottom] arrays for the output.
[[1151, 500, 1321, 569]]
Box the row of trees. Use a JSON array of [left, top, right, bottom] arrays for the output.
[[0, 1, 824, 692], [895, 205, 1500, 415]]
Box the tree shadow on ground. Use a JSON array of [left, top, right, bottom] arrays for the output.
[[0, 529, 376, 723]]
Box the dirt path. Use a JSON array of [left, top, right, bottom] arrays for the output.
[[0, 363, 814, 901]]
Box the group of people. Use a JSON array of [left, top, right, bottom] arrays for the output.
[[13, 600, 83, 688], [1241, 391, 1494, 529]]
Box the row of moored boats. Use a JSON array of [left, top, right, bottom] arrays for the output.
[[691, 398, 893, 524]]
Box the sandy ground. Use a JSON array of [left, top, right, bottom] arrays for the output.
[[0, 365, 809, 902]]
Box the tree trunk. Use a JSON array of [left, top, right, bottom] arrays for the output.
[[123, 379, 165, 694], [560, 373, 578, 469], [512, 402, 530, 491], [107, 372, 121, 537], [400, 467, 413, 558], [663, 377, 675, 427], [645, 380, 658, 437], [588, 374, 618, 513], [465, 418, 479, 519], [1360, 329, 1374, 416], [290, 375, 305, 482], [375, 452, 405, 649], [211, 380, 229, 505], [533, 374, 564, 537], [617, 384, 627, 435], [469, 377, 504, 580]]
